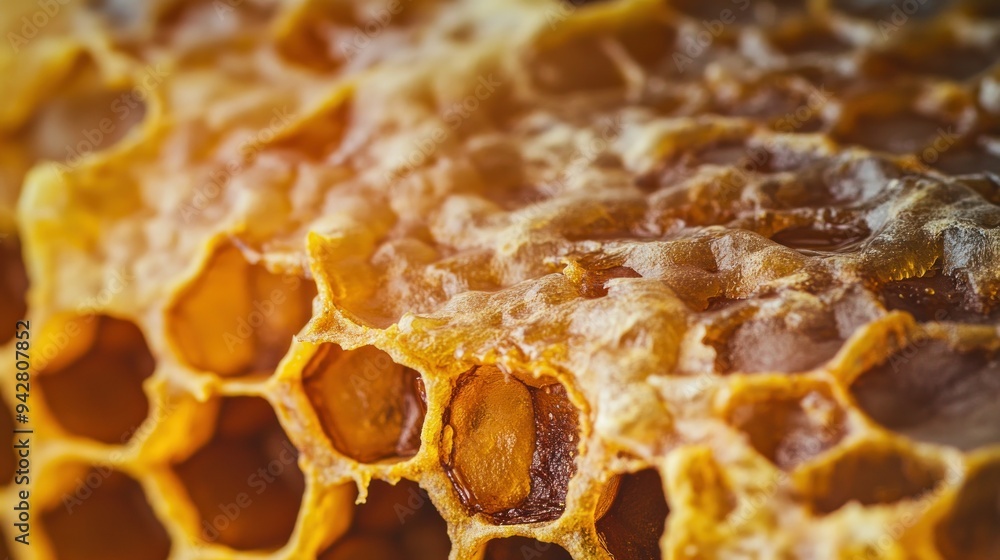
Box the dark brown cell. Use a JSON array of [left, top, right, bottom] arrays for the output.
[[836, 110, 948, 156], [42, 469, 171, 560], [527, 18, 675, 94], [37, 316, 154, 445], [173, 397, 305, 551], [795, 441, 945, 515], [934, 142, 1000, 176], [441, 366, 581, 524], [770, 222, 869, 253], [878, 265, 997, 323], [596, 469, 670, 560], [484, 537, 573, 560], [850, 341, 1000, 451], [167, 242, 316, 377], [726, 387, 847, 470], [319, 479, 451, 560], [935, 461, 1000, 560], [0, 236, 28, 345], [304, 344, 426, 463]]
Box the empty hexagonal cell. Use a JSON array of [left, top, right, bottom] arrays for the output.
[[41, 468, 171, 560], [596, 469, 670, 560], [794, 441, 946, 515], [484, 537, 573, 560], [934, 138, 1000, 175], [167, 242, 316, 377], [769, 221, 870, 253], [850, 340, 1000, 451], [707, 291, 878, 374], [318, 479, 451, 560], [935, 459, 1000, 560], [526, 16, 676, 94], [723, 382, 847, 470], [874, 41, 999, 82], [834, 103, 952, 157], [37, 315, 154, 444], [0, 236, 29, 344], [877, 262, 997, 322], [304, 344, 426, 463], [173, 396, 305, 550], [441, 366, 581, 524]]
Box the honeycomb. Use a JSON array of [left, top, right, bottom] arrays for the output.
[[2, 0, 1000, 558]]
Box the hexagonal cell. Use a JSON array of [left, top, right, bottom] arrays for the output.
[[484, 537, 573, 560], [0, 236, 29, 344], [934, 138, 1000, 175], [878, 262, 999, 323], [707, 293, 877, 374], [525, 16, 676, 94], [596, 469, 670, 560], [849, 340, 1000, 451], [27, 60, 147, 164], [875, 41, 999, 82], [935, 460, 1000, 560], [167, 242, 316, 377], [303, 344, 425, 464], [794, 441, 945, 515], [441, 366, 581, 524], [724, 383, 847, 470], [37, 315, 154, 444], [769, 222, 870, 253], [833, 100, 953, 157], [318, 479, 451, 560], [173, 396, 305, 551], [41, 468, 170, 560]]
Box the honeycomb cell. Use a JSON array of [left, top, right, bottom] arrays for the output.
[[711, 308, 846, 374], [526, 17, 676, 94], [878, 264, 997, 323], [167, 242, 316, 377], [877, 42, 999, 81], [935, 460, 1000, 560], [835, 108, 948, 156], [934, 139, 1000, 175], [318, 479, 451, 560], [41, 469, 171, 560], [0, 237, 28, 344], [442, 366, 581, 524], [596, 469, 669, 560], [303, 344, 426, 463], [850, 340, 1000, 451], [483, 536, 573, 560], [769, 222, 869, 253], [795, 442, 945, 515], [724, 384, 847, 470], [173, 396, 305, 550], [37, 316, 154, 445], [27, 64, 147, 164]]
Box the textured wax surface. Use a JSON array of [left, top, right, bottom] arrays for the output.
[[1, 0, 1000, 558]]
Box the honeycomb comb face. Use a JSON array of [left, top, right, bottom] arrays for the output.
[[3, 0, 1000, 558]]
